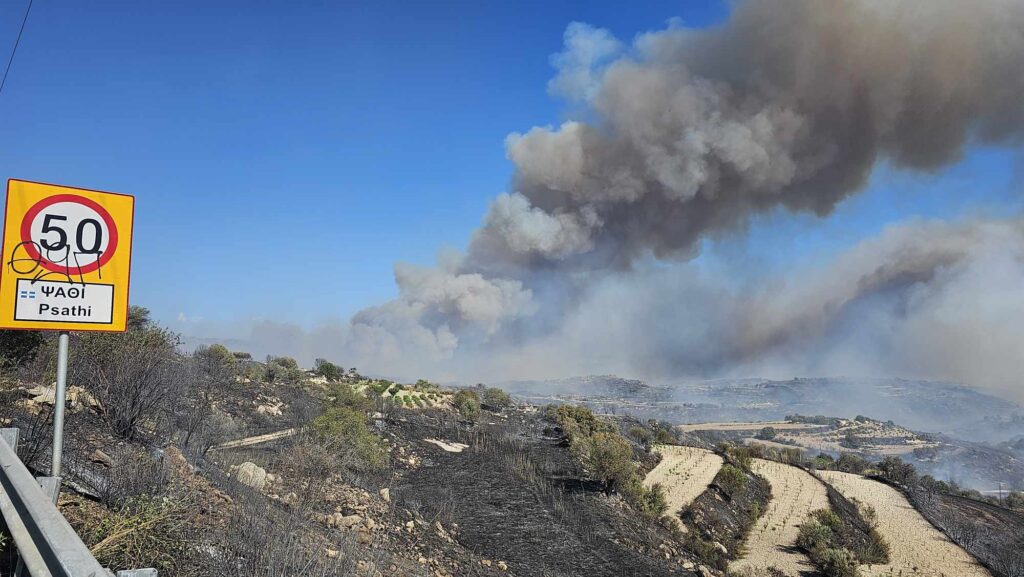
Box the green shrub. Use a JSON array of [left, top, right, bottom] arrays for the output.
[[756, 426, 778, 440], [622, 479, 668, 520], [415, 379, 438, 390], [325, 383, 373, 413], [797, 519, 834, 552], [310, 407, 386, 472], [548, 404, 612, 441], [453, 389, 481, 420], [577, 431, 635, 492], [836, 453, 870, 474], [267, 356, 298, 369], [716, 464, 748, 498], [482, 387, 512, 409], [816, 547, 860, 577], [628, 426, 653, 444], [314, 358, 344, 381]]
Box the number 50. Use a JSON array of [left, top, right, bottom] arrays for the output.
[[40, 214, 104, 254]]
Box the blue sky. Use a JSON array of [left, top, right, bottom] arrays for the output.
[[0, 1, 1018, 333]]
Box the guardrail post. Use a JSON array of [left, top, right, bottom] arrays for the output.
[[117, 569, 158, 577], [37, 476, 61, 505]]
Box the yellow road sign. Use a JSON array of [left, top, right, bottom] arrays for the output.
[[0, 179, 135, 332]]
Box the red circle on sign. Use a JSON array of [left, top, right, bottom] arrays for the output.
[[19, 194, 119, 275]]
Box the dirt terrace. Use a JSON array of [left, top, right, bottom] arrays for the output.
[[819, 471, 991, 577], [645, 445, 724, 518], [729, 459, 828, 577]]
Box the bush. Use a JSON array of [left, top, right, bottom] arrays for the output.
[[578, 431, 635, 493], [836, 453, 870, 474], [70, 324, 181, 440], [80, 491, 197, 574], [622, 479, 668, 520], [797, 519, 834, 552], [628, 426, 653, 444], [310, 407, 386, 473], [877, 456, 917, 487], [314, 359, 343, 381], [325, 382, 373, 413], [232, 351, 252, 360], [756, 426, 778, 440], [453, 389, 481, 421], [415, 378, 438, 390], [267, 356, 298, 369], [548, 404, 611, 441], [816, 548, 860, 577], [482, 387, 512, 409], [716, 464, 748, 498]]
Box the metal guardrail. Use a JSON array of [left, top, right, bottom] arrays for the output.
[[0, 428, 156, 577]]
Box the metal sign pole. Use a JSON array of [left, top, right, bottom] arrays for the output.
[[50, 331, 70, 480]]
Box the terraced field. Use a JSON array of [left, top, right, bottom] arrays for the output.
[[819, 471, 991, 577], [730, 459, 828, 576], [643, 446, 723, 516]]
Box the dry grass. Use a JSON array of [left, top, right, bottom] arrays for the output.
[[730, 459, 828, 576], [644, 445, 723, 517], [819, 471, 992, 577]]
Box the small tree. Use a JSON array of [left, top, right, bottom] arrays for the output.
[[71, 324, 181, 440], [267, 356, 298, 370], [482, 387, 512, 409], [453, 389, 481, 421], [580, 432, 635, 493], [878, 456, 917, 487], [314, 358, 343, 382]]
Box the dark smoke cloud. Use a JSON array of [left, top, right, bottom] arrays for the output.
[[227, 1, 1024, 395]]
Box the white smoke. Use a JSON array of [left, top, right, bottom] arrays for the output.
[[215, 1, 1024, 398]]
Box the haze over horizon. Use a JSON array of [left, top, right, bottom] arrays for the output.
[[3, 0, 1023, 399]]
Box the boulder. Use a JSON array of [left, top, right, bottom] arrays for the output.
[[234, 462, 267, 490]]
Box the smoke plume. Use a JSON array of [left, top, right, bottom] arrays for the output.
[[296, 0, 1024, 394]]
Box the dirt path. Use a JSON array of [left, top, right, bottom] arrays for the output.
[[211, 428, 297, 451], [730, 459, 828, 576], [644, 445, 723, 516], [819, 471, 991, 577]]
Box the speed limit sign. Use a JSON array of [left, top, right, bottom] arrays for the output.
[[0, 179, 134, 332]]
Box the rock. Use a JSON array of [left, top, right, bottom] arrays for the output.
[[339, 514, 362, 529], [357, 529, 372, 545], [234, 462, 267, 490], [481, 560, 492, 567], [379, 487, 390, 502], [698, 566, 715, 577], [405, 520, 415, 532], [682, 561, 695, 570], [713, 541, 728, 555], [364, 517, 376, 530], [497, 561, 508, 571], [256, 404, 282, 416], [325, 548, 339, 558], [89, 449, 114, 468]]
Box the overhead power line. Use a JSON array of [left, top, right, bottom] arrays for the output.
[[0, 0, 34, 98]]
